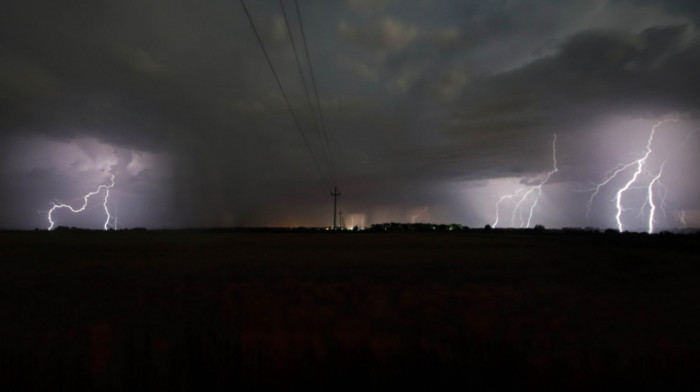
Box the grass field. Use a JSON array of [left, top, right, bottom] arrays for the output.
[[1, 230, 700, 390]]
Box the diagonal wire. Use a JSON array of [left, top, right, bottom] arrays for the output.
[[278, 0, 325, 162], [238, 0, 322, 175], [294, 0, 334, 170]]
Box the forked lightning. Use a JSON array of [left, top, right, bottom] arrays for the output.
[[586, 120, 675, 233], [493, 134, 558, 228], [47, 175, 116, 230]]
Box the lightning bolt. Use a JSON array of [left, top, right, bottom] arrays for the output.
[[647, 162, 665, 234], [613, 124, 660, 232], [511, 188, 537, 227], [47, 175, 116, 231], [102, 186, 116, 231], [493, 134, 558, 228], [112, 204, 119, 230], [411, 207, 429, 224], [586, 119, 677, 233], [679, 210, 687, 227], [585, 162, 637, 220], [493, 189, 524, 228], [524, 134, 558, 228]]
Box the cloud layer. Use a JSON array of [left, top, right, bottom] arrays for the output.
[[1, 0, 698, 229]]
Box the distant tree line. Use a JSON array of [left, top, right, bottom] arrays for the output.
[[49, 226, 147, 232], [365, 223, 468, 232], [34, 224, 698, 237]]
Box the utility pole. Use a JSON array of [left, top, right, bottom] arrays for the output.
[[330, 186, 341, 229], [338, 210, 344, 230]]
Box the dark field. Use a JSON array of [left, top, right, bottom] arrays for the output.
[[1, 230, 700, 390]]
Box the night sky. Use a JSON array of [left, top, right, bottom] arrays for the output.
[[1, 0, 699, 230]]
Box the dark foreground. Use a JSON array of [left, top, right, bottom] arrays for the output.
[[1, 230, 700, 390]]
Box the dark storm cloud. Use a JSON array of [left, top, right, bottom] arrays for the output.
[[1, 0, 699, 228], [0, 0, 303, 227], [328, 0, 698, 180], [427, 23, 700, 181], [616, 0, 700, 22], [0, 0, 278, 150]]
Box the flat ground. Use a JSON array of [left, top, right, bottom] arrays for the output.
[[1, 230, 700, 390]]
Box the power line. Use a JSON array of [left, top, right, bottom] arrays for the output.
[[294, 0, 334, 170], [278, 0, 324, 161], [238, 0, 322, 175]]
